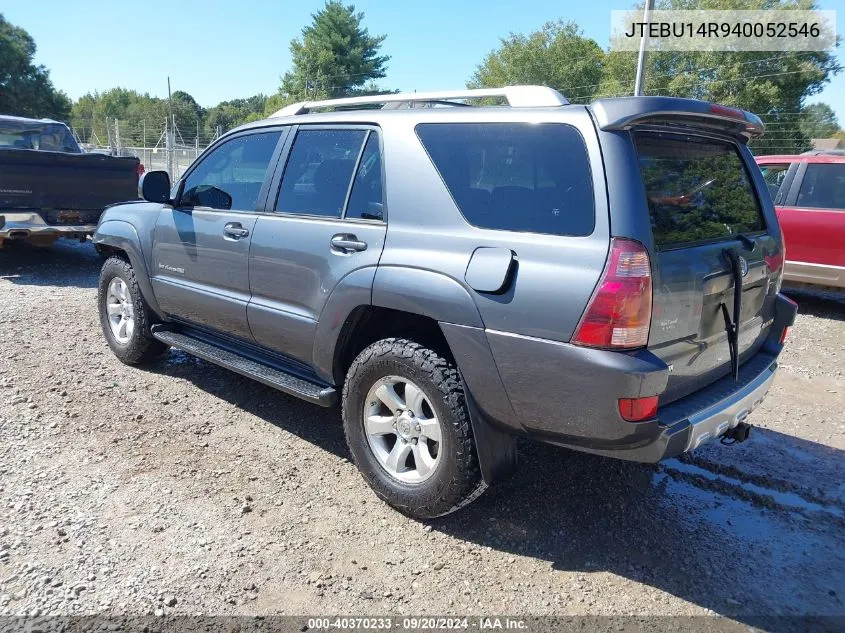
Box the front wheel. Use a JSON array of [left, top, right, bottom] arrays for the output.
[[97, 256, 168, 365], [342, 338, 487, 519]]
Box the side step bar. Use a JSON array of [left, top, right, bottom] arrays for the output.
[[151, 327, 337, 407]]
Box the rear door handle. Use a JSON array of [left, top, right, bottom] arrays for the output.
[[330, 234, 367, 253], [223, 222, 250, 239]]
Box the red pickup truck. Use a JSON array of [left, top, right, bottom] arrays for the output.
[[756, 151, 845, 289]]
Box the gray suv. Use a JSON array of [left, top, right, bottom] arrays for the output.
[[93, 86, 797, 519]]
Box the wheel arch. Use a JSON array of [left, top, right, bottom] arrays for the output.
[[312, 266, 484, 384], [93, 220, 164, 319]]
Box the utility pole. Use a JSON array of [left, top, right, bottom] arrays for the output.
[[114, 118, 121, 154], [166, 77, 174, 178], [634, 0, 656, 96]]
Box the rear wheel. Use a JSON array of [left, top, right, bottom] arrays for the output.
[[97, 256, 168, 365], [342, 338, 486, 519]]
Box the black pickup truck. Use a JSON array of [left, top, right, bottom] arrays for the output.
[[0, 115, 141, 248]]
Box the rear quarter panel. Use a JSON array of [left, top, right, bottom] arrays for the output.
[[376, 108, 610, 342]]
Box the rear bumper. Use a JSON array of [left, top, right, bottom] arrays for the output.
[[0, 212, 97, 240], [473, 293, 797, 462], [589, 354, 777, 463]]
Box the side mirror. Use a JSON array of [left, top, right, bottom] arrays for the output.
[[139, 171, 171, 203]]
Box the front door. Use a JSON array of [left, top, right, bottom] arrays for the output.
[[151, 129, 284, 340], [247, 127, 387, 365]]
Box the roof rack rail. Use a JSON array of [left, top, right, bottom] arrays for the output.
[[270, 85, 569, 117]]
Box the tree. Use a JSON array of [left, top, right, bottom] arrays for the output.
[[0, 14, 70, 120], [204, 95, 268, 136], [600, 0, 841, 154], [280, 1, 389, 100], [800, 103, 840, 139], [469, 20, 605, 102]]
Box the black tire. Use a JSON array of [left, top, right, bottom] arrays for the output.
[[342, 338, 487, 519], [97, 255, 168, 365]]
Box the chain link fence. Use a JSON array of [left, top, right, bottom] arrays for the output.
[[79, 143, 208, 180]]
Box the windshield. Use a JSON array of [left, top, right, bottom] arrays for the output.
[[0, 119, 81, 153], [635, 131, 765, 249]]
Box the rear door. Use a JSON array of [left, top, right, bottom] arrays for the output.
[[777, 161, 845, 268], [247, 126, 387, 365], [632, 130, 781, 403]]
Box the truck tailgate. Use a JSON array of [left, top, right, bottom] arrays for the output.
[[0, 149, 138, 213]]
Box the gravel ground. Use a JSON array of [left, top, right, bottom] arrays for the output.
[[0, 241, 843, 626]]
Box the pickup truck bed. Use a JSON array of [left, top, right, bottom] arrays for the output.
[[0, 116, 140, 248]]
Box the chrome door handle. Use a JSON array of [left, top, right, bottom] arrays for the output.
[[223, 223, 250, 239], [331, 234, 367, 253]]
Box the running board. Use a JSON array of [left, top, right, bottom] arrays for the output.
[[151, 327, 337, 407]]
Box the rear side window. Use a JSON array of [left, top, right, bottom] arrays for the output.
[[635, 132, 765, 249], [416, 123, 595, 236], [796, 163, 845, 210], [276, 129, 367, 217], [345, 133, 384, 220]]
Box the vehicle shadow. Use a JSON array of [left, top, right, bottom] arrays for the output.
[[0, 240, 100, 289], [435, 431, 844, 629], [144, 350, 352, 461], [783, 286, 845, 322], [139, 350, 845, 629]]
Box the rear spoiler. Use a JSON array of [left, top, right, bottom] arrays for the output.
[[589, 97, 764, 143]]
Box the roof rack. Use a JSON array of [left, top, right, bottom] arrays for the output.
[[270, 85, 569, 117]]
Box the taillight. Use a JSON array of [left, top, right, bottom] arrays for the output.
[[618, 396, 659, 422], [136, 162, 145, 179], [779, 327, 789, 345], [572, 238, 653, 349]]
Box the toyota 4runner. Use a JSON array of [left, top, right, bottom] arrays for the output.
[[93, 86, 797, 519]]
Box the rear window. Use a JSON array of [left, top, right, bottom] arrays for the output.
[[0, 120, 80, 153], [416, 123, 595, 236], [635, 132, 765, 249]]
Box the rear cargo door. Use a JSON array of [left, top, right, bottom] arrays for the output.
[[633, 131, 781, 404]]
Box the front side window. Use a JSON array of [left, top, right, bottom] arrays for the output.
[[796, 163, 845, 210], [416, 123, 595, 236], [181, 131, 282, 211], [635, 132, 765, 249], [276, 129, 367, 217]]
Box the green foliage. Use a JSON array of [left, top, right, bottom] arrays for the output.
[[600, 0, 842, 154], [800, 103, 840, 139], [71, 90, 270, 146], [280, 1, 389, 99], [469, 20, 605, 102], [203, 95, 268, 135], [0, 14, 71, 120]]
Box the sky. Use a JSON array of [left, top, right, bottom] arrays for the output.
[[3, 0, 844, 121]]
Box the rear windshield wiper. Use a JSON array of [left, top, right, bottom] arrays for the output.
[[720, 248, 744, 381]]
